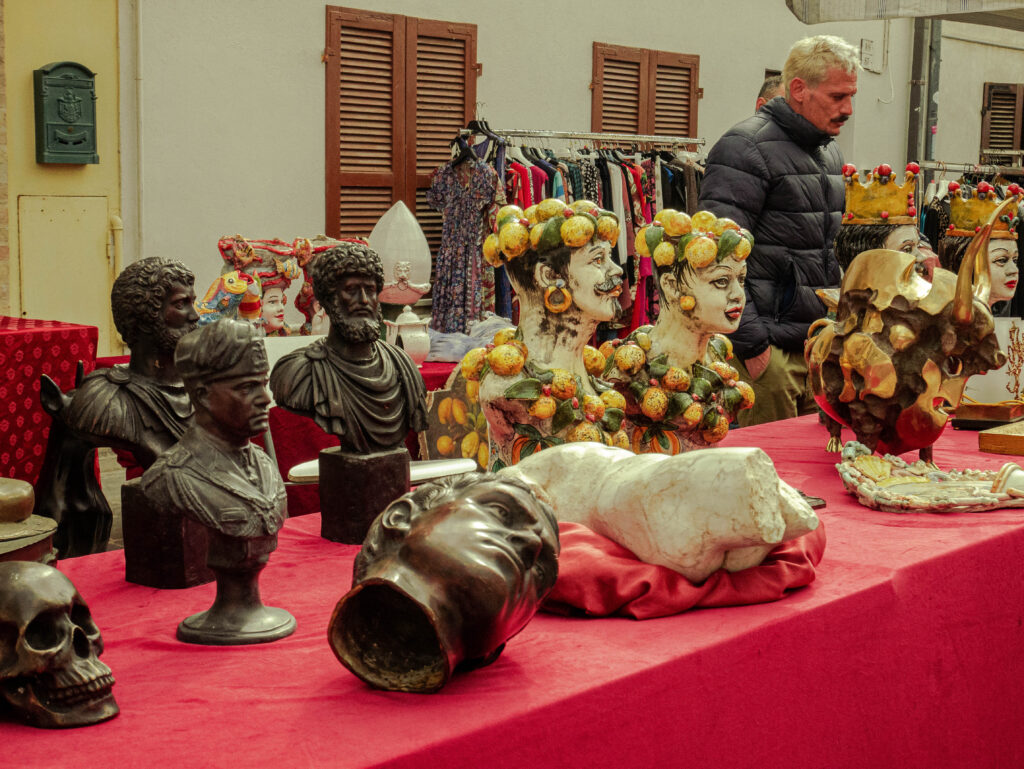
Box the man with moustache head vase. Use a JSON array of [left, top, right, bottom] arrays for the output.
[[65, 257, 199, 468], [270, 242, 428, 454]]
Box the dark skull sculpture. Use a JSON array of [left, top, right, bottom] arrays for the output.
[[0, 562, 118, 728]]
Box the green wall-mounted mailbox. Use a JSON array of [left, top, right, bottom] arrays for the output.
[[34, 61, 99, 164]]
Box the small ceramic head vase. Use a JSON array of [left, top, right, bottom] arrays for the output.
[[0, 562, 118, 728], [601, 210, 754, 450], [484, 199, 624, 324], [642, 208, 751, 337], [111, 257, 197, 355], [835, 163, 924, 271], [939, 182, 1022, 307], [328, 471, 559, 693]]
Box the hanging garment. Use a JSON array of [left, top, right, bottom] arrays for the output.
[[427, 159, 499, 333]]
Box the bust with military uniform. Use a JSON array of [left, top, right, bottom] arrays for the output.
[[141, 319, 294, 645]]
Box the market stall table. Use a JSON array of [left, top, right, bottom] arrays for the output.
[[3, 415, 1023, 768], [0, 317, 98, 485]]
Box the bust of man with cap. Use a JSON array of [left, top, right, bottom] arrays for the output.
[[142, 319, 285, 539], [141, 319, 294, 644]]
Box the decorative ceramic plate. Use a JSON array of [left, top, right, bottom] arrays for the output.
[[836, 441, 1024, 514]]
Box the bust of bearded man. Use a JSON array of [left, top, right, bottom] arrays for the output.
[[269, 242, 428, 454]]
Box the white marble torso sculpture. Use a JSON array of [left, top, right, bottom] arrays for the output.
[[501, 442, 818, 582]]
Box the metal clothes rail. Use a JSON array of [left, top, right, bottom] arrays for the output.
[[459, 127, 705, 148], [918, 159, 1024, 177]]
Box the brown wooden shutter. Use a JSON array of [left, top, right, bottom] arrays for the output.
[[326, 8, 478, 277], [652, 51, 699, 138], [325, 8, 406, 240], [592, 43, 698, 137], [592, 44, 645, 134], [409, 19, 477, 277], [981, 82, 1024, 162]]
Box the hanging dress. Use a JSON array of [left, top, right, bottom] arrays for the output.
[[427, 159, 499, 333]]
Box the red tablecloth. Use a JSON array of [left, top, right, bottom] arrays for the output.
[[4, 415, 1024, 767], [0, 317, 98, 484]]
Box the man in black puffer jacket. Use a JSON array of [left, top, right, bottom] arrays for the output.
[[698, 35, 860, 426]]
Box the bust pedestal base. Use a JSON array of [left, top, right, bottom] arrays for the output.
[[122, 479, 214, 589], [319, 447, 410, 544], [177, 529, 295, 645]]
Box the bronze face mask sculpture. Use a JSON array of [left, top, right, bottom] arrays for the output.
[[805, 198, 1015, 459], [0, 561, 118, 728], [328, 472, 559, 693]]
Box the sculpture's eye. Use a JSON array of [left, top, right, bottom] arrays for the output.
[[942, 356, 963, 377]]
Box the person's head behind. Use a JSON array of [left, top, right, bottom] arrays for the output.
[[783, 34, 860, 135], [331, 471, 559, 691], [111, 257, 197, 354], [308, 242, 385, 343], [756, 75, 783, 112]]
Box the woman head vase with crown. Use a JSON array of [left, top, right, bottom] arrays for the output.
[[835, 163, 926, 272], [939, 181, 1022, 308]]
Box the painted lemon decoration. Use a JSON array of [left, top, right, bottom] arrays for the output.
[[561, 215, 595, 248], [684, 236, 718, 268]]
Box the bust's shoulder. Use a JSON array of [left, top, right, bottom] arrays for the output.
[[66, 367, 139, 433], [269, 342, 322, 408]]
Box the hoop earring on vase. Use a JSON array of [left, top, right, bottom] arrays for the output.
[[544, 280, 573, 313]]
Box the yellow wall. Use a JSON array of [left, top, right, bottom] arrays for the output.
[[5, 0, 120, 328]]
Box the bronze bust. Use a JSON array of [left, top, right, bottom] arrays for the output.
[[270, 242, 428, 454], [65, 257, 198, 468], [328, 472, 559, 692], [141, 319, 294, 644]]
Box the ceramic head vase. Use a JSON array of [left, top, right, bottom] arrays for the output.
[[603, 209, 755, 454], [465, 199, 628, 470]]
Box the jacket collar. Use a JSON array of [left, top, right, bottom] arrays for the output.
[[763, 97, 834, 149]]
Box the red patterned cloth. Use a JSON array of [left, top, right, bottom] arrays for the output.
[[0, 317, 97, 484]]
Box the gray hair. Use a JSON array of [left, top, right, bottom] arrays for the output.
[[782, 35, 860, 97]]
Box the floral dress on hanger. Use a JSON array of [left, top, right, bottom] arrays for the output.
[[427, 159, 500, 333]]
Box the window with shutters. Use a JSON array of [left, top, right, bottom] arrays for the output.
[[591, 43, 700, 138], [981, 82, 1024, 165], [324, 7, 478, 276]]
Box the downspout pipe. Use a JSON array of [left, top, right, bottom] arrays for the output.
[[907, 18, 928, 166], [924, 20, 942, 162]]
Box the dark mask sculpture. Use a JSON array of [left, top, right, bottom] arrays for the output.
[[328, 472, 559, 692], [141, 319, 294, 645], [0, 562, 118, 728]]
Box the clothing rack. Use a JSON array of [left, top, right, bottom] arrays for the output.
[[918, 159, 1024, 177], [459, 127, 704, 149]]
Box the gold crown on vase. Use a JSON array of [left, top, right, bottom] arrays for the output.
[[841, 162, 919, 226], [947, 181, 1022, 238]]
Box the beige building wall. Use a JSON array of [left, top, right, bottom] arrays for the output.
[[4, 0, 121, 352], [123, 1, 917, 303], [933, 20, 1024, 166], [126, 0, 921, 303]]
